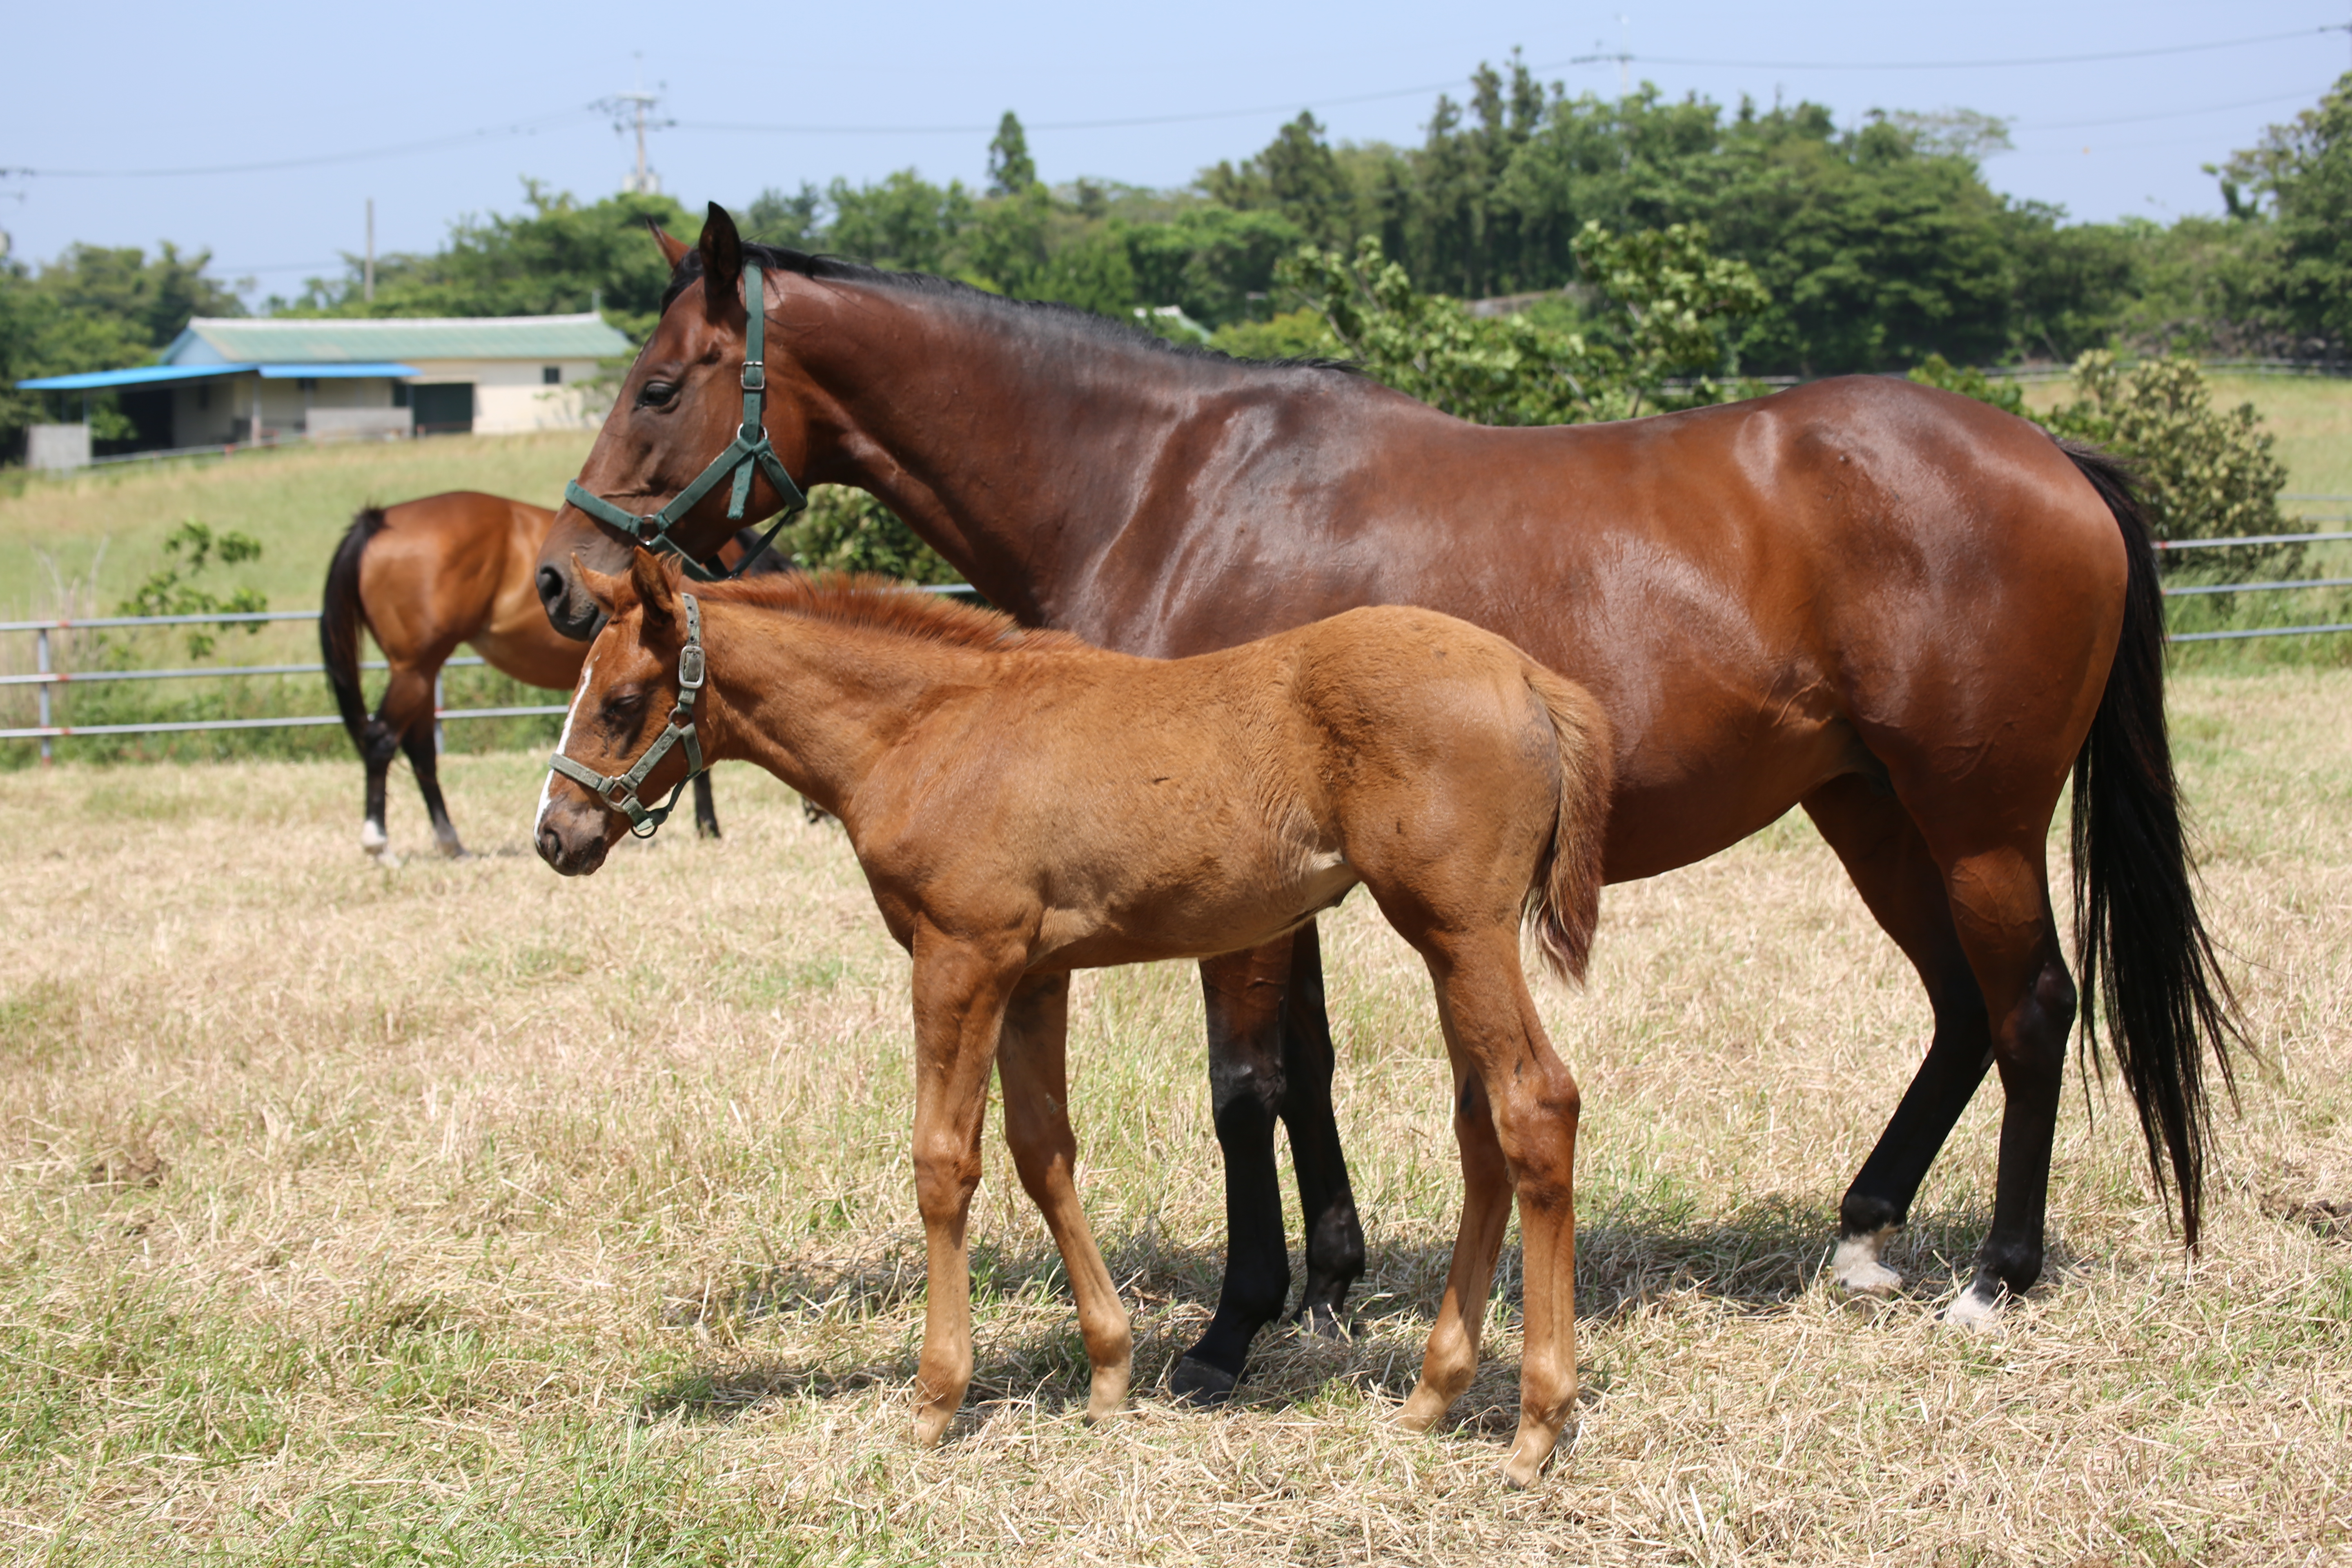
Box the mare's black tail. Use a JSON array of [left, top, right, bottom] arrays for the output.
[[2062, 440, 2245, 1248], [321, 506, 389, 753]]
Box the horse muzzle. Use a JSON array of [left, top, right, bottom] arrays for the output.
[[535, 799, 612, 877]]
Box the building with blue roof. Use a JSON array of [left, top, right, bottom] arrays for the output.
[[16, 312, 633, 465]]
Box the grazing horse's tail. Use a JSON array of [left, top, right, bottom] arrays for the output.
[[1519, 666, 1615, 984], [321, 506, 390, 752], [2062, 439, 2245, 1248]]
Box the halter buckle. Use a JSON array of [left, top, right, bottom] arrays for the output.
[[741, 360, 766, 392], [677, 644, 706, 690]]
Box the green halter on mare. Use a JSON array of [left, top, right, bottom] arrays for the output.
[[563, 258, 808, 582], [548, 591, 708, 838]]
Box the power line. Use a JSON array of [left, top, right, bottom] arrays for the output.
[[2, 106, 590, 180], [2017, 84, 2337, 132], [5, 24, 2341, 177], [1630, 24, 2348, 72]]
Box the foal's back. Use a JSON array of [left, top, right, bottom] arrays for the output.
[[858, 604, 1600, 972]]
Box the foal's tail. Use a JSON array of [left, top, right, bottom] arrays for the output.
[[1520, 666, 1615, 984], [2062, 439, 2245, 1248], [320, 505, 390, 752]]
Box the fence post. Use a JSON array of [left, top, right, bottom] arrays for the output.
[[432, 670, 445, 756], [36, 627, 52, 765]]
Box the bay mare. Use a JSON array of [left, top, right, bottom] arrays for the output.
[[535, 555, 1614, 1484], [536, 207, 2240, 1387], [321, 490, 781, 863]]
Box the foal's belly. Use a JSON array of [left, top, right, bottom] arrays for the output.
[[1032, 852, 1358, 971]]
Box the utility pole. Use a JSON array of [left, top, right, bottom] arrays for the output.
[[597, 57, 673, 196], [364, 198, 375, 304]]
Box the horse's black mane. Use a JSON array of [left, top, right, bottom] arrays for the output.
[[659, 241, 1357, 376]]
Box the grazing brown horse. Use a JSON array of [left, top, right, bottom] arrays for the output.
[[537, 207, 2239, 1386], [536, 554, 1613, 1483], [321, 490, 781, 863]]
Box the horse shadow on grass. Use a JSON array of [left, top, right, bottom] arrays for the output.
[[634, 1192, 2063, 1432]]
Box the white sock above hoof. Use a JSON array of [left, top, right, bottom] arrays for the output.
[[1829, 1229, 1902, 1295], [1939, 1283, 2002, 1332]]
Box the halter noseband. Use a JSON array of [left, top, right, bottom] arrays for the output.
[[547, 591, 708, 839], [564, 258, 808, 584]]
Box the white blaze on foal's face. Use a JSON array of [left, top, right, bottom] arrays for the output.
[[537, 651, 599, 834]]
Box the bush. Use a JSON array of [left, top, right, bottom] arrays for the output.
[[781, 487, 959, 585]]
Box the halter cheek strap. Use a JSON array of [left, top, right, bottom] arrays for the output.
[[547, 592, 708, 839], [564, 258, 808, 584]]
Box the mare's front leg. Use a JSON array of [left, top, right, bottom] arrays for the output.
[[996, 973, 1133, 1420], [1282, 922, 1366, 1335], [908, 929, 1025, 1446], [690, 771, 721, 839], [1175, 929, 1366, 1400]]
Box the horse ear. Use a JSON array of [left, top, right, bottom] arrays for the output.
[[629, 546, 680, 628], [699, 203, 745, 321], [647, 220, 691, 272], [576, 555, 628, 618]]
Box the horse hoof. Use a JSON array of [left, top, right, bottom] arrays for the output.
[[1168, 1356, 1238, 1407], [1294, 1302, 1348, 1340], [1829, 1229, 1902, 1296], [911, 1408, 954, 1448], [1939, 1281, 2003, 1332], [370, 847, 403, 870]]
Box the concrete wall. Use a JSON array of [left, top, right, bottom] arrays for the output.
[[27, 424, 91, 471]]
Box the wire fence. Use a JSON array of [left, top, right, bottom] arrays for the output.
[[3, 533, 2345, 760]]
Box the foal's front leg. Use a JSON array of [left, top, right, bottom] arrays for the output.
[[908, 932, 1025, 1447], [997, 973, 1133, 1420]]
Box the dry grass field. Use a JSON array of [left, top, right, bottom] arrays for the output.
[[1, 664, 2347, 1565]]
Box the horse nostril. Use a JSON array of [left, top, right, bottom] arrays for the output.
[[535, 565, 566, 614], [536, 823, 564, 869]]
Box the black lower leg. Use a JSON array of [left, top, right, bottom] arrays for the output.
[[399, 727, 464, 855], [361, 718, 399, 840], [1278, 924, 1364, 1334], [1969, 958, 2076, 1303], [692, 773, 720, 838], [1841, 986, 1993, 1241]]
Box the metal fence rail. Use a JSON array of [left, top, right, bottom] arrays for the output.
[[3, 543, 2343, 757], [0, 584, 979, 758]]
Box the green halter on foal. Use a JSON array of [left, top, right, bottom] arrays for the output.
[[547, 591, 708, 838], [563, 259, 808, 582]]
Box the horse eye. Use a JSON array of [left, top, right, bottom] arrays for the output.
[[600, 687, 647, 726], [638, 380, 677, 409]]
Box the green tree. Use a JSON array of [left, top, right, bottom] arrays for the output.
[[2220, 71, 2352, 351], [987, 112, 1039, 197], [1279, 225, 1764, 423], [826, 171, 974, 275], [783, 486, 958, 584], [743, 183, 824, 248], [116, 520, 268, 658], [1202, 112, 1365, 249], [288, 182, 690, 340]]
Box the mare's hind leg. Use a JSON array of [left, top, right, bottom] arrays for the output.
[[1803, 775, 1995, 1295], [1937, 844, 2076, 1327], [360, 665, 438, 866], [996, 973, 1133, 1419], [398, 722, 466, 859], [692, 772, 721, 839]]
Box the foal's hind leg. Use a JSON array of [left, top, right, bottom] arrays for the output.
[[1804, 777, 1995, 1295], [691, 772, 721, 839], [996, 973, 1133, 1419], [1399, 934, 1581, 1487], [360, 664, 439, 866]]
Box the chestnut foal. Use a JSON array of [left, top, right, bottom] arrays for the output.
[[535, 552, 1613, 1484]]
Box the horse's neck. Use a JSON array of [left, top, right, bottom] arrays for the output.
[[702, 602, 970, 820], [789, 280, 1191, 622]]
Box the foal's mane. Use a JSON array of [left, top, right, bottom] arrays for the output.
[[697, 571, 1085, 655]]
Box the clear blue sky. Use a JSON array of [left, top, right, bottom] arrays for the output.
[[4, 0, 2346, 307]]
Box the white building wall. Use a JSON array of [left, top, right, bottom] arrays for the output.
[[405, 358, 610, 434]]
